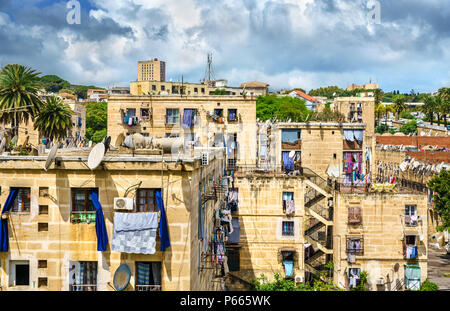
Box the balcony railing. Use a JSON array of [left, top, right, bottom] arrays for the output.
[[70, 284, 97, 291], [405, 216, 419, 227], [135, 285, 162, 291]]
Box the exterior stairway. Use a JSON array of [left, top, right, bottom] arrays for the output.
[[302, 167, 334, 280]]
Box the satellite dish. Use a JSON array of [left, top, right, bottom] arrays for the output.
[[115, 133, 125, 148], [289, 150, 295, 158], [44, 144, 58, 171], [87, 143, 106, 170], [112, 264, 131, 291]]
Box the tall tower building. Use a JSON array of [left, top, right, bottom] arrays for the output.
[[138, 58, 166, 82]]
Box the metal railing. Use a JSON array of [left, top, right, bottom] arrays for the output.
[[135, 285, 162, 291], [69, 284, 97, 291]]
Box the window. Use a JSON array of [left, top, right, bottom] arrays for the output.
[[135, 262, 162, 291], [38, 223, 48, 232], [348, 207, 362, 224], [194, 87, 198, 93], [39, 187, 49, 198], [136, 189, 159, 212], [12, 188, 31, 213], [201, 88, 205, 93], [38, 260, 47, 269], [282, 221, 294, 236], [38, 277, 48, 288], [166, 108, 180, 124], [348, 268, 361, 289], [405, 235, 416, 246], [126, 108, 136, 117], [165, 133, 179, 138], [152, 85, 156, 91], [227, 158, 237, 168], [281, 129, 301, 149], [161, 85, 165, 91], [228, 109, 237, 122], [346, 237, 363, 255], [227, 248, 240, 271], [214, 109, 223, 118], [405, 205, 418, 227], [10, 260, 30, 286], [141, 108, 150, 120], [70, 189, 97, 223], [213, 133, 224, 147], [282, 192, 294, 215], [69, 261, 97, 291]]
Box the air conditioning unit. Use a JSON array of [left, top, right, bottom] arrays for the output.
[[376, 278, 385, 286], [201, 152, 209, 166], [294, 275, 304, 284], [114, 197, 134, 210]]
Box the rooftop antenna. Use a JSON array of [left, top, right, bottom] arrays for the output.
[[203, 52, 215, 84], [44, 144, 58, 171], [87, 142, 106, 170]]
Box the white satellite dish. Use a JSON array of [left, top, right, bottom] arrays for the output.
[[87, 143, 106, 170], [44, 144, 58, 171], [289, 150, 295, 158]]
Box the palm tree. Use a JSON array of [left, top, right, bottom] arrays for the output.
[[34, 96, 73, 142], [392, 94, 407, 120], [437, 87, 450, 127], [422, 94, 436, 125], [0, 64, 43, 138]]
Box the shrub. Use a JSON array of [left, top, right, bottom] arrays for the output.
[[420, 279, 439, 291]]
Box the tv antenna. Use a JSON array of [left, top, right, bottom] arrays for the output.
[[203, 53, 215, 84]]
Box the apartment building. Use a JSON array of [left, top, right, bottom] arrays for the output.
[[138, 59, 166, 82], [0, 145, 230, 291], [107, 95, 258, 168], [334, 191, 428, 291], [86, 89, 108, 102]]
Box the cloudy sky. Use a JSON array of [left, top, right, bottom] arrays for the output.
[[0, 0, 449, 93]]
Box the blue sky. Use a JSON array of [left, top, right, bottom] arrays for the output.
[[0, 0, 449, 93]]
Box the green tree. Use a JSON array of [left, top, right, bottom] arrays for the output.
[[400, 120, 418, 135], [421, 95, 437, 125], [86, 101, 107, 143], [34, 96, 73, 141], [256, 95, 312, 122], [437, 87, 450, 127], [251, 273, 341, 291], [374, 88, 384, 126], [213, 88, 227, 95], [351, 271, 369, 291], [392, 94, 407, 120], [427, 170, 450, 230], [0, 64, 43, 138]]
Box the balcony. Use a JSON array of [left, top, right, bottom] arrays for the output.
[[405, 216, 419, 227]]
